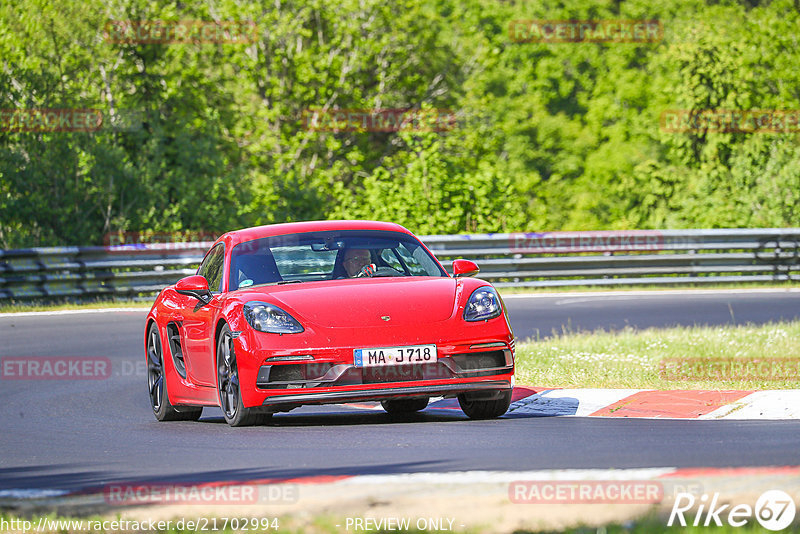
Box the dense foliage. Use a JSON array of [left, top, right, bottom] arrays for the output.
[[1, 0, 798, 247]]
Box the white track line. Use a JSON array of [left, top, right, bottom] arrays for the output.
[[0, 489, 70, 499], [334, 468, 678, 486], [334, 468, 677, 486]]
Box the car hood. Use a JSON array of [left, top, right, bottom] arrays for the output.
[[239, 277, 458, 327]]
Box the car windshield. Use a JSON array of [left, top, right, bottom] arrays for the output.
[[228, 230, 446, 290]]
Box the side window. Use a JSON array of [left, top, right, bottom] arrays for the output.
[[197, 244, 225, 292], [379, 249, 405, 272], [395, 243, 436, 275]]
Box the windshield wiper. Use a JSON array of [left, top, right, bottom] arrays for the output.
[[277, 280, 303, 285]]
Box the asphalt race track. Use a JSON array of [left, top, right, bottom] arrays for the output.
[[1, 290, 799, 494]]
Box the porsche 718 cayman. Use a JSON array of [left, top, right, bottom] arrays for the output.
[[144, 220, 515, 426]]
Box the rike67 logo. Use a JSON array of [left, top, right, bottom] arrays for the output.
[[669, 490, 796, 531]]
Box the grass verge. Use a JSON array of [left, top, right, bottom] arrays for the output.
[[515, 320, 800, 389]]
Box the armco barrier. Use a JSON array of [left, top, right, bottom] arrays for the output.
[[0, 229, 798, 300]]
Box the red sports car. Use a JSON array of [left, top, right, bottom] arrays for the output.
[[145, 220, 515, 426]]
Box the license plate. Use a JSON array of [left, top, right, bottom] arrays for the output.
[[354, 344, 437, 368]]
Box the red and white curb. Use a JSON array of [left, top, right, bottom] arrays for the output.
[[501, 387, 800, 419], [349, 387, 800, 419]]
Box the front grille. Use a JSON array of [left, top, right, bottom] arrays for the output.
[[450, 350, 509, 376], [256, 362, 334, 388], [269, 365, 304, 382], [256, 361, 456, 389], [362, 365, 422, 384]]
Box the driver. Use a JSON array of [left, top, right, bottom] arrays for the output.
[[343, 248, 375, 277]]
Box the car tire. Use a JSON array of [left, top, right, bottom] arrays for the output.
[[146, 323, 202, 422], [216, 324, 271, 427], [457, 390, 512, 419], [381, 397, 429, 414]]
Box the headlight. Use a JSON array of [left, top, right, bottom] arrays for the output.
[[463, 287, 502, 322], [243, 301, 304, 334]]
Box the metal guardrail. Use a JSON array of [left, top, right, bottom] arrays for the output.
[[0, 243, 210, 300], [1, 229, 798, 300]]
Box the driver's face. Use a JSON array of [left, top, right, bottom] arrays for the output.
[[343, 248, 371, 277]]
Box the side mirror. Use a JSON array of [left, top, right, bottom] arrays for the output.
[[175, 275, 213, 304], [452, 259, 480, 278]]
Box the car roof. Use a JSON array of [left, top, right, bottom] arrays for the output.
[[217, 220, 415, 249]]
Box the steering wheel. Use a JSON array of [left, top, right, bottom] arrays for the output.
[[356, 264, 404, 278]]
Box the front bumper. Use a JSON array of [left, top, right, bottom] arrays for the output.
[[260, 379, 512, 410], [232, 316, 515, 409]]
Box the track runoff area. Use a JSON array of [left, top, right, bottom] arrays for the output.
[[0, 289, 799, 532]]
